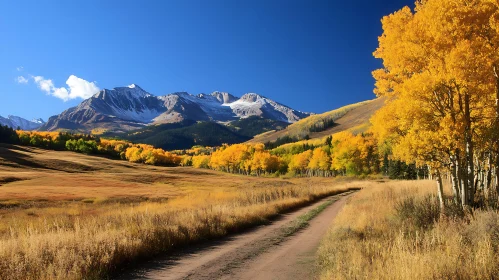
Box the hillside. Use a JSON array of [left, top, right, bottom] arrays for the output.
[[102, 117, 289, 150], [226, 116, 289, 137], [248, 97, 386, 144], [102, 121, 248, 150]]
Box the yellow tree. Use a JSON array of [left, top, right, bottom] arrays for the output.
[[289, 150, 312, 176], [372, 0, 499, 206], [308, 147, 331, 177], [330, 132, 366, 176], [251, 151, 279, 175], [192, 155, 211, 168], [125, 146, 142, 163]]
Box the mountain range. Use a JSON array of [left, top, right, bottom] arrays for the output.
[[0, 115, 45, 131], [40, 84, 311, 133], [0, 85, 385, 151]]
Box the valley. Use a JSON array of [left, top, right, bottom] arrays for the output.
[[0, 144, 358, 280]]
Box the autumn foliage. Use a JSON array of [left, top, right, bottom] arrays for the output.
[[5, 125, 391, 177], [186, 131, 382, 177], [371, 0, 499, 207], [12, 131, 183, 167], [125, 144, 181, 166], [208, 143, 280, 175]]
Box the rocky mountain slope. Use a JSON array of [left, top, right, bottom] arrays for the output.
[[0, 115, 45, 130], [40, 84, 311, 132]]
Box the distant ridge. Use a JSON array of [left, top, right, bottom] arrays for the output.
[[0, 115, 45, 131]]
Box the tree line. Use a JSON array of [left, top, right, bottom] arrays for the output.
[[308, 117, 336, 133], [0, 129, 183, 167], [0, 125, 423, 180], [186, 131, 419, 178]]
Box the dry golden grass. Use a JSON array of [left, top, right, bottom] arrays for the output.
[[318, 180, 499, 280], [0, 144, 358, 279], [0, 144, 308, 201]]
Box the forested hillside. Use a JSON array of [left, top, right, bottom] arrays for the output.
[[226, 116, 289, 137], [102, 117, 289, 150], [102, 121, 249, 150]]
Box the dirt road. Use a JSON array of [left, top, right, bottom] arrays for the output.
[[123, 193, 351, 280]]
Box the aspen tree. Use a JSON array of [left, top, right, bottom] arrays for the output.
[[372, 0, 499, 206]]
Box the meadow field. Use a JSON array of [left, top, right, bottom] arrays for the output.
[[0, 143, 358, 280], [318, 180, 499, 279]]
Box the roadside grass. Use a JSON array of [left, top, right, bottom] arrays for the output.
[[0, 180, 360, 280], [317, 180, 499, 280], [166, 191, 356, 277]]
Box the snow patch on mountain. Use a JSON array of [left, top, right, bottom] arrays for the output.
[[40, 84, 313, 132]]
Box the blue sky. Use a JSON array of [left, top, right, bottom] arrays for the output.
[[1, 0, 414, 120]]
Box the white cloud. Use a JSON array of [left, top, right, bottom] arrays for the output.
[[65, 75, 100, 99], [33, 76, 55, 92], [33, 75, 100, 101], [16, 66, 24, 72], [16, 76, 28, 84]]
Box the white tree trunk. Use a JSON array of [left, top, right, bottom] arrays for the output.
[[450, 155, 460, 204], [436, 169, 445, 210], [465, 93, 475, 206]]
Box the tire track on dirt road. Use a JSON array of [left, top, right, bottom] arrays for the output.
[[123, 192, 354, 280]]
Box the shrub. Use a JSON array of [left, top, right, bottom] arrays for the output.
[[395, 195, 440, 230], [65, 139, 98, 154]]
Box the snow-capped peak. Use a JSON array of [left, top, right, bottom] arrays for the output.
[[40, 85, 312, 132], [118, 84, 144, 92], [211, 91, 237, 104], [111, 84, 151, 98], [31, 118, 45, 124], [240, 93, 267, 102]]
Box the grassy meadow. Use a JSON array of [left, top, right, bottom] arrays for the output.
[[318, 180, 499, 279], [0, 144, 359, 280]]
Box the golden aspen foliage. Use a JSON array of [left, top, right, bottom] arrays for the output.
[[371, 0, 499, 206], [308, 147, 331, 176], [192, 155, 211, 168], [181, 155, 193, 167], [288, 150, 313, 175], [206, 143, 279, 175], [125, 146, 142, 163]]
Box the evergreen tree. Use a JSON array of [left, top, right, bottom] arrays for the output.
[[0, 125, 19, 144]]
